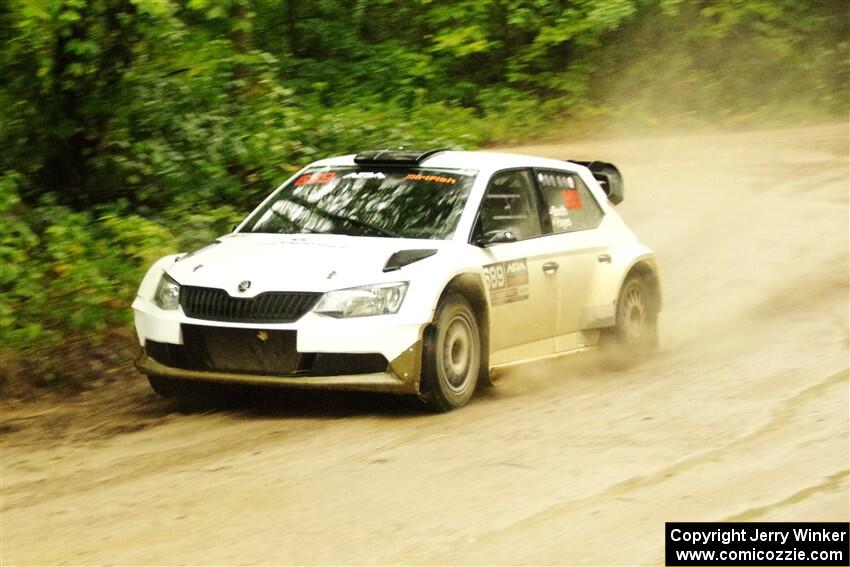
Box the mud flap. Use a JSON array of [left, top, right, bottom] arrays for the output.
[[388, 340, 424, 394]]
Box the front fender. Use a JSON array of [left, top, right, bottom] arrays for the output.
[[389, 245, 487, 323]]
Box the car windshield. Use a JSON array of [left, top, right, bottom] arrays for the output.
[[241, 166, 476, 239]]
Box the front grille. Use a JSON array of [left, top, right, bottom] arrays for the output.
[[145, 341, 189, 369], [145, 332, 389, 378], [310, 353, 388, 376], [182, 325, 303, 375], [180, 286, 320, 323]]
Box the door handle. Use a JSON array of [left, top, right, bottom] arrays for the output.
[[542, 261, 559, 274], [597, 254, 612, 264]]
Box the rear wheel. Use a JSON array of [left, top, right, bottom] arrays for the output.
[[600, 273, 658, 365], [421, 294, 481, 412]]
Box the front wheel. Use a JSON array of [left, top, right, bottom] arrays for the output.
[[420, 294, 482, 412]]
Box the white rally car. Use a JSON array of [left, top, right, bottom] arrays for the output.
[[133, 149, 660, 411]]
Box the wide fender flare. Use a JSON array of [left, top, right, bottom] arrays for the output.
[[423, 267, 488, 318], [582, 243, 661, 329]]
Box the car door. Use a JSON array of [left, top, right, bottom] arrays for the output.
[[533, 168, 610, 352], [472, 169, 561, 365]]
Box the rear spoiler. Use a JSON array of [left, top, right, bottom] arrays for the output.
[[569, 161, 624, 205]]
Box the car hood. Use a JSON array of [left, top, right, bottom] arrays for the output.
[[166, 233, 444, 296]]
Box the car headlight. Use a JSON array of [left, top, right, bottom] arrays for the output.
[[313, 282, 408, 318], [154, 273, 181, 310]]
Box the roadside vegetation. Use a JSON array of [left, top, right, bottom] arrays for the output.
[[1, 0, 847, 394]]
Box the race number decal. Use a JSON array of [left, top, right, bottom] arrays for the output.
[[295, 171, 336, 186], [483, 259, 529, 306]]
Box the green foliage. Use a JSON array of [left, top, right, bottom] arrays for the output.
[[0, 0, 847, 387], [1, 184, 178, 349], [0, 171, 43, 346]]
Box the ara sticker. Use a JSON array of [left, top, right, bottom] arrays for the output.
[[404, 173, 457, 185], [343, 171, 385, 180], [561, 189, 582, 210], [295, 171, 336, 186], [483, 259, 529, 306]]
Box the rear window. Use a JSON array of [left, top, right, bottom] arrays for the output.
[[536, 170, 604, 233], [242, 166, 476, 239]]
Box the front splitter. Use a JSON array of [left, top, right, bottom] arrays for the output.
[[135, 345, 423, 395]]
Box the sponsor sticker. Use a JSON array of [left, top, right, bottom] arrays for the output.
[[405, 173, 458, 185], [549, 205, 573, 231], [483, 259, 530, 305], [561, 189, 582, 210], [295, 171, 336, 186], [343, 171, 386, 180]]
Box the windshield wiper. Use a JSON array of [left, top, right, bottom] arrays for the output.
[[253, 206, 332, 235], [284, 195, 401, 238]]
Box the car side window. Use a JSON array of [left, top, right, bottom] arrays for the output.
[[475, 170, 543, 242], [535, 169, 604, 233]]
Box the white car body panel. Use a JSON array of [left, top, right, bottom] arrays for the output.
[[132, 150, 659, 394]]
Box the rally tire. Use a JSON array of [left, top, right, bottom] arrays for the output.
[[420, 294, 482, 412], [600, 272, 658, 367]]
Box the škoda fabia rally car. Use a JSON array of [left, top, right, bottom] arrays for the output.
[[133, 149, 661, 411]]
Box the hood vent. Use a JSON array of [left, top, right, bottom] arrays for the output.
[[383, 249, 438, 272]]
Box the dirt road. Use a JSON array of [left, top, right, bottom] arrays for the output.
[[2, 123, 848, 565]]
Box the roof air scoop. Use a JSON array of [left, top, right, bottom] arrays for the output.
[[355, 148, 450, 167]]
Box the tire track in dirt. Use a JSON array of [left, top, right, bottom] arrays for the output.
[[724, 469, 850, 522], [384, 368, 848, 563]]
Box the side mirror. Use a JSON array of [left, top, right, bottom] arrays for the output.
[[474, 229, 517, 247]]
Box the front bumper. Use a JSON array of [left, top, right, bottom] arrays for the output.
[[132, 296, 427, 394], [135, 348, 422, 394]]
